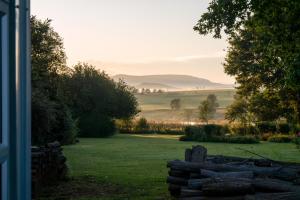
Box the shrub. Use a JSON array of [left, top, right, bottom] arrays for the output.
[[261, 133, 272, 141], [60, 109, 79, 144], [79, 113, 116, 138], [134, 118, 150, 133], [221, 135, 259, 144], [181, 124, 258, 144], [277, 123, 291, 134], [185, 124, 228, 138], [268, 134, 294, 143], [294, 137, 300, 149], [116, 119, 134, 133], [230, 125, 259, 135], [257, 122, 277, 133], [179, 135, 194, 141], [118, 120, 186, 135]]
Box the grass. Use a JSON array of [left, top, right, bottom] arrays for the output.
[[44, 134, 300, 200], [135, 89, 235, 122]]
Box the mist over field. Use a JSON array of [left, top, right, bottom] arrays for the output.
[[113, 74, 234, 91], [135, 89, 235, 123]]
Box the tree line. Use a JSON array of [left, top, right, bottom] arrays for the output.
[[31, 16, 139, 145]]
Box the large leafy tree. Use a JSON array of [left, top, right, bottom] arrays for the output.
[[31, 16, 76, 145], [195, 0, 300, 123], [66, 63, 139, 137]]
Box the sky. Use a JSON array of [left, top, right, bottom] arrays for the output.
[[31, 0, 234, 84]]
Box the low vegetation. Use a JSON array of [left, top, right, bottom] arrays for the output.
[[38, 134, 300, 200], [117, 118, 185, 135], [180, 124, 259, 144]]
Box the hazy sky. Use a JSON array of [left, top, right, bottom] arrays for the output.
[[31, 0, 234, 84]]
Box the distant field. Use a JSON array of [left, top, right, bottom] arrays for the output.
[[135, 89, 235, 122]]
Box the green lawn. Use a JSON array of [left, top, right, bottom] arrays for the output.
[[56, 134, 300, 200]]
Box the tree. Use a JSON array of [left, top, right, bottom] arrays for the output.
[[199, 94, 219, 124], [199, 100, 210, 124], [134, 117, 150, 132], [31, 16, 77, 145], [195, 0, 300, 124], [66, 63, 139, 137], [170, 98, 181, 110], [207, 94, 219, 116], [225, 95, 249, 126]]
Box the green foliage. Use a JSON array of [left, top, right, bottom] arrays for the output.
[[31, 16, 77, 145], [278, 123, 292, 134], [256, 122, 277, 134], [170, 98, 181, 110], [225, 95, 249, 124], [261, 133, 272, 141], [134, 118, 150, 133], [180, 126, 259, 144], [199, 100, 210, 124], [295, 137, 300, 149], [195, 0, 300, 124], [230, 125, 259, 136], [78, 113, 116, 138], [117, 120, 185, 135], [31, 17, 139, 142], [66, 63, 139, 138], [268, 135, 295, 143], [181, 124, 259, 144], [199, 94, 219, 123]]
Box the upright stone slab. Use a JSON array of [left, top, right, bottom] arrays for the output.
[[185, 148, 193, 162], [191, 145, 207, 163]]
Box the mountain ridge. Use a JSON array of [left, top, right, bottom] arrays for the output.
[[113, 74, 234, 90]]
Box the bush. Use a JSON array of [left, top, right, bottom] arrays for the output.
[[181, 124, 259, 144], [268, 134, 294, 143], [277, 123, 291, 134], [118, 120, 186, 135], [230, 125, 259, 135], [60, 109, 79, 144], [134, 118, 150, 133], [261, 133, 272, 141], [256, 122, 277, 133], [185, 124, 228, 138], [295, 137, 300, 149], [79, 113, 116, 138], [116, 119, 134, 133], [221, 135, 259, 144], [180, 134, 259, 144]]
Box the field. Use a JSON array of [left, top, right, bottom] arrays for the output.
[[135, 89, 235, 123], [40, 134, 300, 200]]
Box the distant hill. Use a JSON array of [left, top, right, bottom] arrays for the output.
[[113, 74, 233, 90], [136, 82, 176, 89]]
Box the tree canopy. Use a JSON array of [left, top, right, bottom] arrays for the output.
[[195, 0, 300, 124], [31, 17, 139, 143]]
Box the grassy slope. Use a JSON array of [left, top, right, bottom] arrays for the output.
[[63, 134, 300, 200], [135, 89, 235, 122]]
